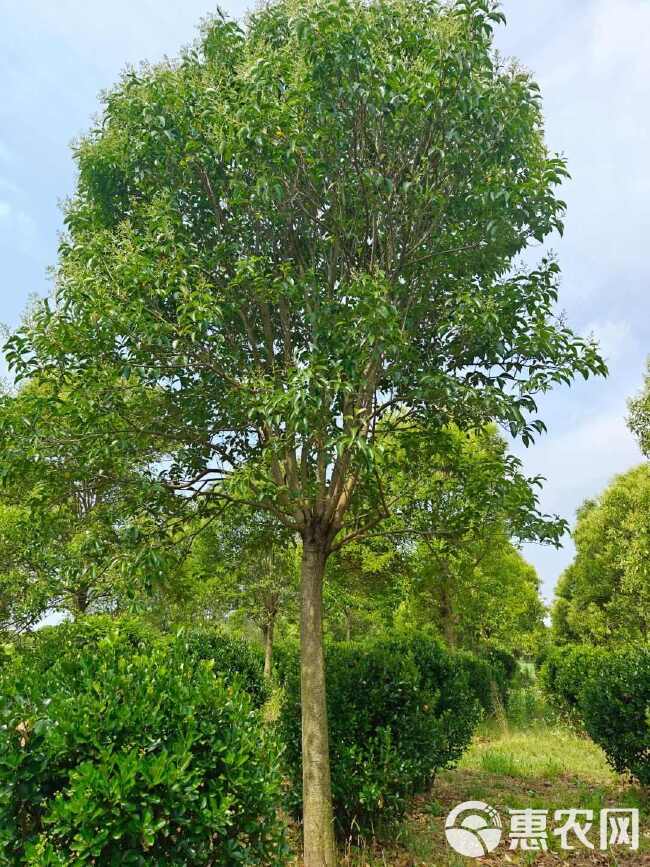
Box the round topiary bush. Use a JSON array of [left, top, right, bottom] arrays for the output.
[[0, 633, 288, 865], [278, 633, 481, 834], [580, 645, 650, 785]]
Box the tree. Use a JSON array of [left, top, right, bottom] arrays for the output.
[[325, 535, 403, 641], [182, 511, 299, 677], [551, 464, 650, 646], [5, 2, 605, 862], [387, 426, 552, 653], [401, 533, 546, 656], [0, 380, 178, 629], [628, 358, 650, 457]]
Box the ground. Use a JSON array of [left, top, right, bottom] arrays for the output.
[[333, 722, 650, 866]]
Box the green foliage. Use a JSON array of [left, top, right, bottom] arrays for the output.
[[16, 614, 158, 662], [0, 381, 174, 631], [278, 633, 481, 833], [579, 646, 650, 785], [628, 358, 650, 457], [551, 465, 650, 646], [0, 631, 287, 864], [391, 427, 550, 657], [542, 643, 650, 785], [5, 0, 604, 556], [16, 615, 269, 710], [456, 644, 517, 713], [539, 644, 606, 714], [179, 626, 270, 709]]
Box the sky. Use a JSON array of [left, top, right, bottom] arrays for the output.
[[0, 0, 647, 601]]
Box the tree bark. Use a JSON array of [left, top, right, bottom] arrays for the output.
[[300, 539, 337, 867], [263, 615, 275, 680]]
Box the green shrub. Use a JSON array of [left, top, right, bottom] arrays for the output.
[[539, 644, 606, 714], [17, 616, 269, 708], [580, 646, 650, 785], [278, 633, 480, 834], [0, 634, 287, 865], [484, 645, 517, 704], [179, 627, 270, 709]]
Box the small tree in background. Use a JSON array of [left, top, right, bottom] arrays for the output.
[[5, 1, 605, 861], [183, 511, 299, 677], [628, 358, 650, 457], [0, 380, 176, 629]]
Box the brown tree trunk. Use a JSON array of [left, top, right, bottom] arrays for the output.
[[300, 539, 337, 867], [263, 615, 275, 680], [439, 577, 456, 648], [345, 609, 352, 643], [73, 585, 89, 618]]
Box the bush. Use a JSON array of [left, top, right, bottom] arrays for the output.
[[0, 634, 288, 865], [16, 614, 159, 667], [278, 633, 480, 834], [180, 626, 270, 709], [17, 616, 269, 709], [580, 646, 650, 785], [484, 645, 518, 705], [539, 644, 606, 714]]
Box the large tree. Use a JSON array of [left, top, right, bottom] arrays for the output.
[[5, 1, 605, 862]]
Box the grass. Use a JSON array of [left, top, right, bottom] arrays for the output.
[[337, 720, 649, 866]]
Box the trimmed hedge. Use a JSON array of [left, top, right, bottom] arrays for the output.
[[539, 644, 606, 714], [278, 633, 482, 833], [581, 646, 650, 785], [0, 632, 288, 864], [16, 616, 269, 709], [541, 643, 650, 785], [180, 626, 269, 709]]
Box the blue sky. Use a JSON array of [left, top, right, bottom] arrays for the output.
[[0, 0, 647, 600]]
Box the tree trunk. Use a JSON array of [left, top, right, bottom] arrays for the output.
[[263, 615, 275, 680], [439, 580, 456, 648], [300, 540, 337, 867], [345, 609, 352, 643]]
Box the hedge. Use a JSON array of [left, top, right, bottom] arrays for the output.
[[278, 633, 482, 833], [15, 616, 269, 709], [581, 646, 650, 785], [0, 632, 288, 864], [541, 643, 649, 785]]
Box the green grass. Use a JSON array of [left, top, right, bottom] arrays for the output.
[[463, 722, 616, 783], [336, 721, 649, 866]]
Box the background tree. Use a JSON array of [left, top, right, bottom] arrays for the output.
[[551, 464, 650, 646], [386, 426, 553, 653], [5, 1, 605, 861], [400, 534, 546, 656], [628, 357, 650, 457], [0, 379, 179, 629], [181, 511, 299, 677], [324, 535, 404, 641]]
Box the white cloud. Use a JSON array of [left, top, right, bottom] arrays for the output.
[[583, 319, 634, 364]]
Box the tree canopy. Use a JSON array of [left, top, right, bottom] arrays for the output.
[[552, 464, 650, 646]]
